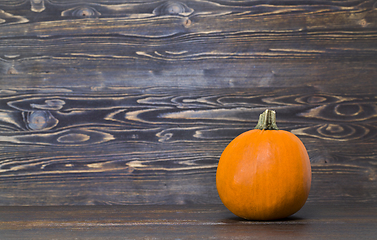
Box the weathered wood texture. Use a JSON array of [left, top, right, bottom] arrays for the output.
[[0, 203, 376, 239], [0, 0, 377, 205]]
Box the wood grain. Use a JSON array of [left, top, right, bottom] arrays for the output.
[[0, 0, 376, 205], [0, 203, 376, 239]]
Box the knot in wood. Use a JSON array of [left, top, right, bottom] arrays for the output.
[[153, 1, 194, 16], [61, 6, 101, 18]]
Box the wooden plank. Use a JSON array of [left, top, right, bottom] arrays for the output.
[[0, 87, 376, 205], [0, 203, 376, 239]]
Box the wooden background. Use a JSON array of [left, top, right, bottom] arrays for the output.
[[0, 0, 376, 206]]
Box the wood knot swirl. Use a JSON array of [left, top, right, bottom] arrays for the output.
[[334, 103, 362, 117], [153, 1, 194, 16], [57, 133, 90, 143], [61, 6, 101, 18], [292, 123, 377, 141], [295, 94, 343, 105], [30, 99, 65, 110], [299, 103, 377, 122], [23, 110, 59, 131]]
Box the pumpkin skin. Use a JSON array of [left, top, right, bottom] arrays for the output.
[[216, 111, 311, 220]]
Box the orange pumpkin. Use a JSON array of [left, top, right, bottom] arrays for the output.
[[216, 109, 311, 220]]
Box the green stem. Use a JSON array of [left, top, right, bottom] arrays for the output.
[[254, 109, 279, 130]]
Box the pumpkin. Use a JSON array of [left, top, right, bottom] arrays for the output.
[[216, 109, 311, 220]]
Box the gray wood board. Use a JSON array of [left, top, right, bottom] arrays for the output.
[[0, 0, 376, 205]]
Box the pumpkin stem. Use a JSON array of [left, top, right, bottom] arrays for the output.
[[254, 109, 279, 130]]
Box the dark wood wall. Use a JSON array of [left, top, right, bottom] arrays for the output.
[[0, 0, 376, 206]]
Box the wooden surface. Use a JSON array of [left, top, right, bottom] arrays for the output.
[[0, 203, 376, 239], [1, 0, 377, 205]]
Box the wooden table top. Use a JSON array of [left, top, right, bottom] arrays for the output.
[[0, 203, 376, 239]]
